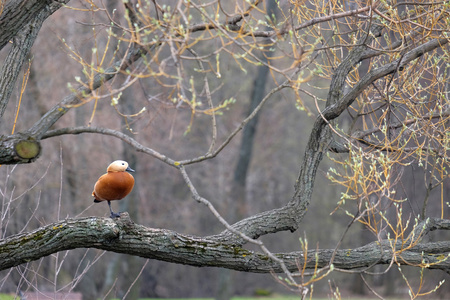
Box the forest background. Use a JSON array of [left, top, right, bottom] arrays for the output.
[[1, 0, 450, 299]]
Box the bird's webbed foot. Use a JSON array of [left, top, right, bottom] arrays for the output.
[[110, 212, 121, 218]]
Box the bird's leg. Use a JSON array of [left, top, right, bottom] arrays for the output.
[[107, 201, 121, 218]]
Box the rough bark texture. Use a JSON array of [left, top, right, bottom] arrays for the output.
[[0, 133, 41, 163], [0, 0, 62, 49], [1, 213, 450, 273], [0, 0, 68, 119]]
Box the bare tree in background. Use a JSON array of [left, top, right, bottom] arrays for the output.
[[1, 0, 450, 298]]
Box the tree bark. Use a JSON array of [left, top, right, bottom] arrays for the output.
[[0, 133, 41, 163], [0, 1, 68, 115], [0, 0, 68, 50], [1, 214, 450, 273]]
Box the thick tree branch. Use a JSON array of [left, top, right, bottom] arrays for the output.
[[0, 0, 67, 50], [325, 38, 449, 153], [0, 133, 41, 164], [322, 38, 449, 121], [286, 22, 385, 236], [1, 214, 450, 273], [0, 21, 40, 119], [0, 0, 68, 119]]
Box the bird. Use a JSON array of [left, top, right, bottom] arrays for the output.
[[92, 160, 135, 218]]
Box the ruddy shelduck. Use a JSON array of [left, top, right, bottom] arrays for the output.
[[92, 160, 135, 218]]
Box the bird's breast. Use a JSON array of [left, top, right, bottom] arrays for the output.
[[93, 172, 135, 201]]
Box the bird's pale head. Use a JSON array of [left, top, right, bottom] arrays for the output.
[[107, 160, 135, 173]]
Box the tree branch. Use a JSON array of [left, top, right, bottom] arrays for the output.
[[286, 22, 385, 236], [322, 38, 449, 121], [0, 0, 67, 50], [1, 214, 450, 273], [0, 133, 41, 164], [0, 0, 68, 118], [0, 21, 40, 118], [42, 126, 176, 166], [188, 4, 374, 38]]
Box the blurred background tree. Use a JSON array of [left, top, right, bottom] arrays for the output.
[[1, 0, 450, 299]]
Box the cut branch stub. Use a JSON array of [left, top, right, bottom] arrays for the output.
[[0, 133, 41, 164], [15, 139, 40, 159]]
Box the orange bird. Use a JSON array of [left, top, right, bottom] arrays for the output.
[[92, 160, 135, 218]]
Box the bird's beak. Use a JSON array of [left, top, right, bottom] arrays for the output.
[[126, 166, 135, 172]]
